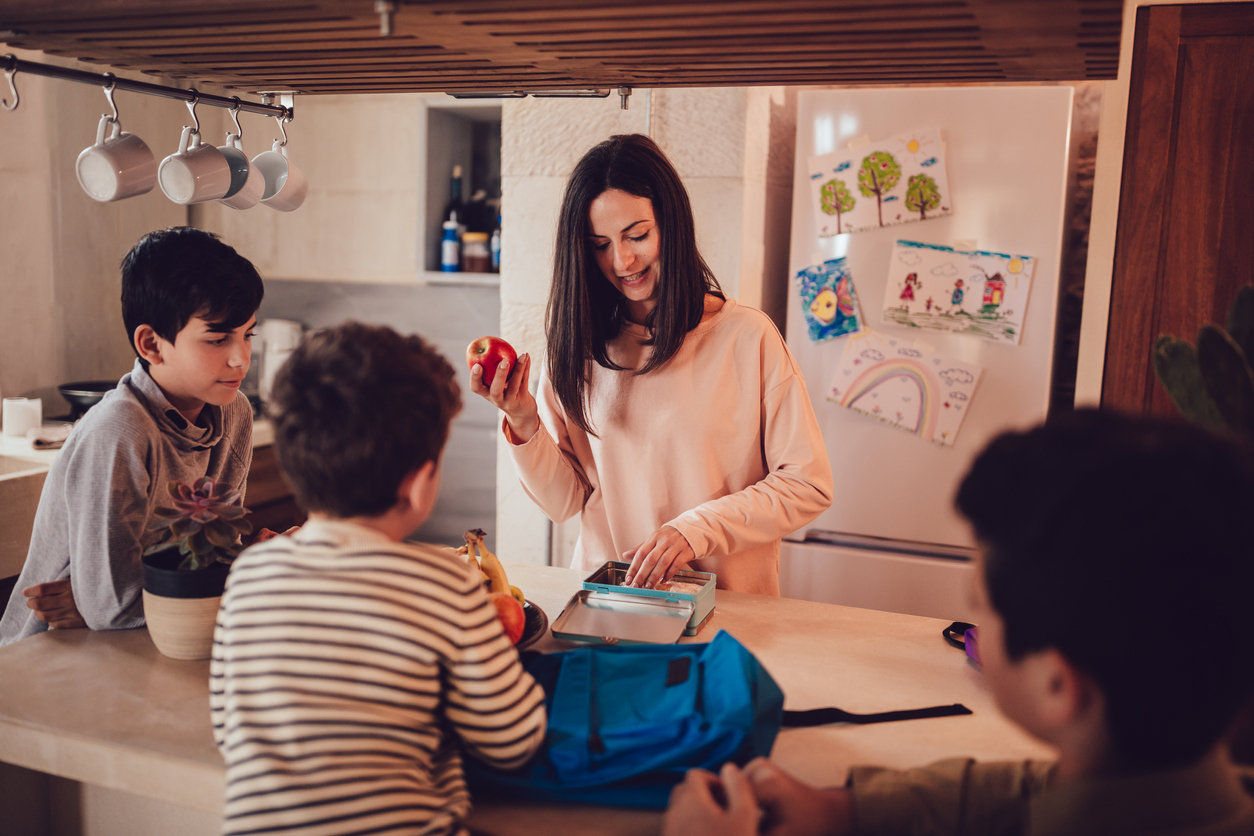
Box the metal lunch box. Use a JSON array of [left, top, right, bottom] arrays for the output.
[[549, 561, 717, 644]]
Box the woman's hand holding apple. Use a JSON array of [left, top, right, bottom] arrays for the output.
[[467, 338, 540, 443]]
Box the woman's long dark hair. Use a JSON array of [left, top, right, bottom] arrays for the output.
[[546, 134, 722, 434]]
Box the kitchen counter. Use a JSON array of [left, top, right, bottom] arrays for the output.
[[0, 562, 1052, 834]]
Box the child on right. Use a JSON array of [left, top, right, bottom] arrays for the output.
[[663, 408, 1254, 835], [210, 321, 546, 836]]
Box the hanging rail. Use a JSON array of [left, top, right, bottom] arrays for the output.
[[2, 54, 293, 120]]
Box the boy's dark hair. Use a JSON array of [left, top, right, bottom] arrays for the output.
[[121, 227, 263, 368], [956, 408, 1254, 769], [268, 321, 462, 518]]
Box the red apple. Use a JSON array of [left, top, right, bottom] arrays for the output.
[[490, 592, 526, 644], [466, 335, 518, 387]]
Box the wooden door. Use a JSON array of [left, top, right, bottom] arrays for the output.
[[1102, 2, 1254, 414]]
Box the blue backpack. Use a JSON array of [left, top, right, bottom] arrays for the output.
[[465, 630, 785, 808]]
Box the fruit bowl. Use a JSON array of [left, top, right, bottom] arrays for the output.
[[517, 600, 548, 651]]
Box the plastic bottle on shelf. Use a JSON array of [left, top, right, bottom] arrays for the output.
[[440, 219, 460, 272], [490, 215, 502, 272]]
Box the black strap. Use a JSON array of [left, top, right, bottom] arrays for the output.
[[943, 621, 976, 651], [782, 703, 972, 727]]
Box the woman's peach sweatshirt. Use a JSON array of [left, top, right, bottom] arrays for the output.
[[505, 299, 833, 594]]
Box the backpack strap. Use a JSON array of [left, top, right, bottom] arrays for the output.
[[781, 703, 971, 727]]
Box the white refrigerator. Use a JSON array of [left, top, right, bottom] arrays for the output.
[[780, 86, 1074, 620]]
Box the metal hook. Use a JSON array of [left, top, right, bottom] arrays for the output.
[[185, 90, 201, 134], [275, 111, 289, 147], [102, 73, 119, 122], [228, 97, 243, 139], [2, 54, 18, 111]]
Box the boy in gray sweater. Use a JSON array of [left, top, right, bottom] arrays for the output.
[[0, 227, 263, 645]]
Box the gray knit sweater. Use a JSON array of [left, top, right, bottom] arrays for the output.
[[0, 360, 252, 645]]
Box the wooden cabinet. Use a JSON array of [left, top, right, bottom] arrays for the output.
[[246, 445, 305, 535], [1102, 2, 1254, 414]]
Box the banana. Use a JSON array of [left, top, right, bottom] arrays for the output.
[[465, 528, 511, 596], [460, 533, 481, 572], [509, 585, 526, 606]]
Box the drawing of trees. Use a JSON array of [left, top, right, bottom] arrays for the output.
[[819, 179, 855, 233], [857, 150, 901, 226], [905, 173, 942, 220]]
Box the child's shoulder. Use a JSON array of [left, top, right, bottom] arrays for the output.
[[66, 381, 159, 448], [242, 529, 479, 589], [396, 540, 481, 584]]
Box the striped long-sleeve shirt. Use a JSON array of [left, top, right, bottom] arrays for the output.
[[209, 518, 546, 836]]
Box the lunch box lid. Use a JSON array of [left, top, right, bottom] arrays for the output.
[[550, 589, 695, 645]]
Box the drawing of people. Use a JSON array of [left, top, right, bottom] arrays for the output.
[[925, 297, 933, 312], [899, 272, 920, 308], [950, 278, 965, 311]]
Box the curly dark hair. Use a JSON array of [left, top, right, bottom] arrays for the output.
[[956, 408, 1254, 769], [268, 321, 462, 517]]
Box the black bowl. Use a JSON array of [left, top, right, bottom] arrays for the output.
[[58, 380, 117, 419]]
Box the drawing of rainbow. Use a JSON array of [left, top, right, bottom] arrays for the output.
[[838, 357, 939, 438]]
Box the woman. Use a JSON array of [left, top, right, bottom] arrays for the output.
[[471, 134, 832, 594]]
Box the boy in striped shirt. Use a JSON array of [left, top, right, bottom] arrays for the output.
[[210, 321, 546, 836]]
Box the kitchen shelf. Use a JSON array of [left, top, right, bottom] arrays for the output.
[[419, 270, 500, 287]]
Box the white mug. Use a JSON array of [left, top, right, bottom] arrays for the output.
[[3, 397, 42, 438], [158, 125, 231, 205], [251, 141, 308, 212], [75, 115, 157, 202], [218, 134, 264, 210]]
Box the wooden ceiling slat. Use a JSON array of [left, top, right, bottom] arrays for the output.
[[0, 0, 1123, 93], [464, 12, 979, 34]]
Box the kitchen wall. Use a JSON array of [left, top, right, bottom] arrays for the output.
[[0, 65, 1092, 572], [0, 49, 185, 414], [0, 69, 793, 567]]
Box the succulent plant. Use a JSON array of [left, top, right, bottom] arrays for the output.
[[1153, 284, 1254, 440], [147, 476, 253, 571]]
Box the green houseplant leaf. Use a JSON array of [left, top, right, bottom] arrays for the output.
[[1152, 335, 1225, 429], [1197, 323, 1254, 439], [1225, 285, 1254, 366]]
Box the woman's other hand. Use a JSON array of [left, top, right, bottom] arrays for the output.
[[470, 351, 541, 443], [623, 524, 695, 589]]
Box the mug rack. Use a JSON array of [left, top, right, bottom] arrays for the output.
[[3, 54, 305, 210], [2, 53, 292, 119]]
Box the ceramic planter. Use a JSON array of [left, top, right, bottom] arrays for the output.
[[141, 546, 230, 661]]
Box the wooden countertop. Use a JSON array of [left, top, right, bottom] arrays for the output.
[[0, 562, 1052, 833]]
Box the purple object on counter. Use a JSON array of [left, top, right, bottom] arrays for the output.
[[964, 626, 982, 668]]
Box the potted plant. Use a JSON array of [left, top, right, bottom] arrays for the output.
[[1152, 284, 1254, 441], [141, 476, 252, 660]]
